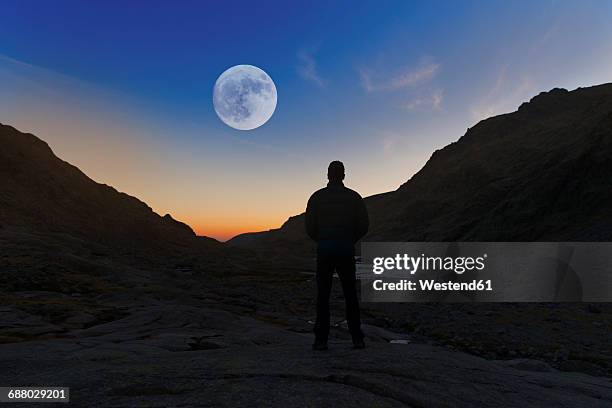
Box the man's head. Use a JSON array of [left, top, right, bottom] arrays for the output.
[[327, 160, 345, 182]]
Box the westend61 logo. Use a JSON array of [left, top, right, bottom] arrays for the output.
[[372, 253, 488, 275]]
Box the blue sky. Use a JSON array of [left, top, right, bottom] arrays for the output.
[[1, 1, 611, 239]]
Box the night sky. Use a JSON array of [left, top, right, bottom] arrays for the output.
[[1, 0, 611, 240]]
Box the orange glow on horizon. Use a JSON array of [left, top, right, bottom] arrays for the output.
[[178, 214, 291, 242], [190, 221, 283, 242], [192, 224, 269, 242]]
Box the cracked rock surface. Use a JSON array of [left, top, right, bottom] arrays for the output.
[[1, 300, 611, 408]]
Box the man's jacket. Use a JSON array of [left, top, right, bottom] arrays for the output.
[[305, 181, 369, 253]]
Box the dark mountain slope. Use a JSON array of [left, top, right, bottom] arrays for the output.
[[373, 85, 612, 241], [0, 123, 212, 249], [229, 83, 612, 251]]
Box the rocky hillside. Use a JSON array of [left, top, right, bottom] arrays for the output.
[[0, 123, 211, 249], [229, 83, 612, 250]]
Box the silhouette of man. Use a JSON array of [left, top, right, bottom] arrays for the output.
[[305, 161, 369, 350]]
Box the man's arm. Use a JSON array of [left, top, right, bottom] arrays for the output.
[[354, 195, 369, 242], [305, 194, 318, 241]]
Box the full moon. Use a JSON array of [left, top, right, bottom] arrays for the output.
[[213, 65, 277, 130]]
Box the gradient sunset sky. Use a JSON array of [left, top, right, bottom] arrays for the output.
[[1, 1, 611, 240]]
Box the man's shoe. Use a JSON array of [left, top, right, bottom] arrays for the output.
[[312, 340, 328, 351], [352, 338, 366, 349]]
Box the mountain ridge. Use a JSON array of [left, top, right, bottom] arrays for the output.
[[0, 123, 215, 249]]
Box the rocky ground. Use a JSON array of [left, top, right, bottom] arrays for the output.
[[2, 293, 612, 407], [1, 232, 611, 407]]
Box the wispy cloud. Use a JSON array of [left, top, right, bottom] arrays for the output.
[[358, 57, 443, 112], [530, 19, 561, 54], [359, 61, 441, 93], [470, 65, 535, 122], [297, 49, 326, 87], [402, 88, 444, 111], [432, 88, 444, 110]]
